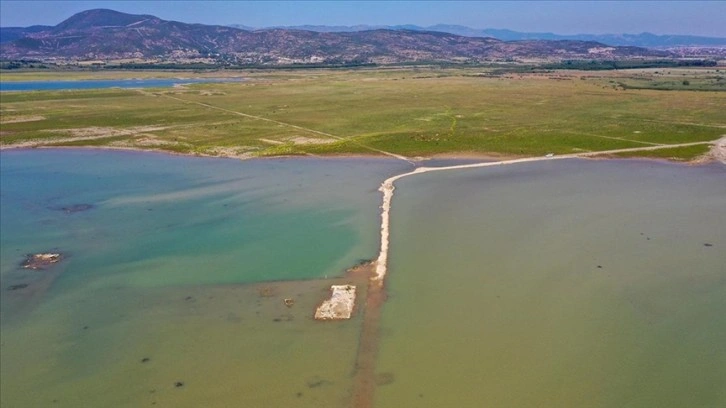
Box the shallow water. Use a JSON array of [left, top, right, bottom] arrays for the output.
[[0, 78, 240, 91], [0, 149, 409, 407], [376, 159, 726, 407], [3, 151, 724, 407]]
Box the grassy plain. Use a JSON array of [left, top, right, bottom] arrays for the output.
[[1, 67, 724, 160], [607, 144, 712, 161]]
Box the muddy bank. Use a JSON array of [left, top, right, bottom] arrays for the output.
[[21, 252, 64, 270]]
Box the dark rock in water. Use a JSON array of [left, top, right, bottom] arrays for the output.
[[258, 286, 276, 298], [62, 204, 94, 214], [21, 253, 63, 270], [49, 204, 94, 214], [306, 377, 332, 388], [355, 258, 372, 266], [375, 372, 395, 386], [7, 283, 29, 291], [174, 381, 184, 388]]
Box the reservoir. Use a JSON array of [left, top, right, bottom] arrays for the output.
[[0, 78, 240, 92], [1, 150, 724, 407], [376, 159, 726, 407], [0, 149, 409, 408]]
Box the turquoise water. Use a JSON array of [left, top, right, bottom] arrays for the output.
[[1, 149, 409, 289], [0, 78, 240, 92], [0, 149, 409, 407], [3, 151, 724, 407], [376, 159, 726, 407]]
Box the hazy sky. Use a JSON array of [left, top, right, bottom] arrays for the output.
[[1, 1, 724, 37]]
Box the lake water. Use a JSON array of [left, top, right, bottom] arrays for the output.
[[0, 149, 410, 407], [0, 78, 240, 92], [376, 159, 726, 407], [1, 150, 724, 407]]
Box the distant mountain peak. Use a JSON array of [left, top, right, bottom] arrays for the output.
[[0, 9, 693, 64], [55, 8, 158, 31]]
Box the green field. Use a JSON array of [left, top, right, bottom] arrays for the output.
[[1, 67, 724, 160]]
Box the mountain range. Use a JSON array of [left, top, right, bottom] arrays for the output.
[[0, 9, 705, 65], [230, 24, 726, 48]]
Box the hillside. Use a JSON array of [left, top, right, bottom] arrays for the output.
[[0, 9, 671, 64], [257, 24, 726, 48]]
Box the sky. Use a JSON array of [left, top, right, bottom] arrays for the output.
[[1, 1, 725, 37]]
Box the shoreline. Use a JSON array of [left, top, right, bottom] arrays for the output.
[[2, 139, 723, 165], [371, 137, 724, 284]]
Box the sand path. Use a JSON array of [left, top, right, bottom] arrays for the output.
[[706, 135, 726, 164]]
